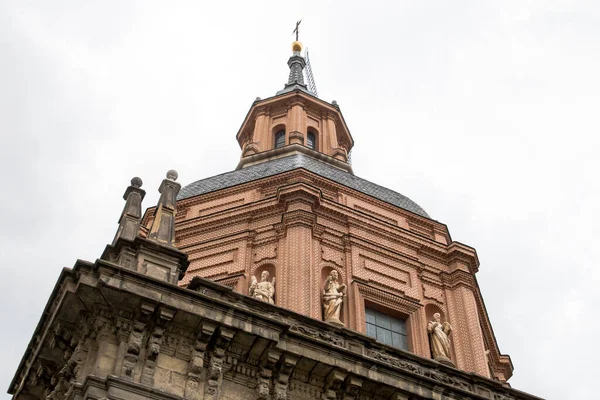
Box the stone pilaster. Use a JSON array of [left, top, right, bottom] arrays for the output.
[[277, 184, 320, 316], [443, 269, 489, 377]]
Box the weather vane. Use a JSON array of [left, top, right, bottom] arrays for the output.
[[293, 19, 302, 41]]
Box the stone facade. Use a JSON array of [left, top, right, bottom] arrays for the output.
[[8, 42, 540, 400], [8, 257, 540, 400]]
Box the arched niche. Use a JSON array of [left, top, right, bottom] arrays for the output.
[[320, 266, 346, 325], [424, 303, 445, 322], [424, 303, 456, 361], [250, 263, 277, 303]]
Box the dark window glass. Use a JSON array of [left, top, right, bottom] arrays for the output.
[[365, 308, 408, 350], [275, 130, 285, 148], [307, 132, 316, 149]]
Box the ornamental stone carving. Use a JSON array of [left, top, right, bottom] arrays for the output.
[[322, 270, 346, 326], [427, 313, 455, 367], [249, 270, 276, 304]]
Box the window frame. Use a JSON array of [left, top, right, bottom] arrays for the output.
[[306, 131, 316, 150], [365, 307, 409, 351], [274, 130, 286, 149]]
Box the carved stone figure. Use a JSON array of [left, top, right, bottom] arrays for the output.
[[249, 270, 275, 304], [427, 313, 455, 367], [322, 270, 346, 326]]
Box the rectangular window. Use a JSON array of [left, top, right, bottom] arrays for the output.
[[365, 308, 408, 350]]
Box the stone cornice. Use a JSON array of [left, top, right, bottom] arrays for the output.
[[10, 258, 540, 400], [174, 168, 446, 237], [236, 144, 353, 173], [174, 179, 471, 276]]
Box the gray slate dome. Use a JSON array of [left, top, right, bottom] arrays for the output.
[[178, 154, 429, 219]]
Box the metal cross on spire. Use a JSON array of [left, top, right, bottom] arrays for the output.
[[293, 19, 302, 41]]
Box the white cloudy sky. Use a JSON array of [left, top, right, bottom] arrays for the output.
[[1, 1, 599, 398]]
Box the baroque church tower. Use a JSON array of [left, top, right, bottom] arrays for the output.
[[8, 39, 541, 400]]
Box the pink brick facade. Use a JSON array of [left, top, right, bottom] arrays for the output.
[[141, 90, 513, 383]]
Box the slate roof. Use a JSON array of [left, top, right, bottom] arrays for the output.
[[178, 154, 430, 218]]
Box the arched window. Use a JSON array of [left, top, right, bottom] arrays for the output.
[[307, 132, 316, 149], [275, 130, 285, 148]]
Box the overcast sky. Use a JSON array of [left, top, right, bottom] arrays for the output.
[[1, 1, 599, 399]]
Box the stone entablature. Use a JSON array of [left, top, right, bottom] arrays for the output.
[[139, 168, 510, 382], [8, 258, 540, 400]]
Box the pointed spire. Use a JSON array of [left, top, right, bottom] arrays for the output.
[[287, 42, 306, 86], [112, 177, 145, 245], [277, 41, 312, 95], [148, 170, 181, 247]]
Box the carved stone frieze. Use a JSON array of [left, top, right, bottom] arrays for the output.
[[290, 324, 345, 347], [289, 381, 322, 400], [366, 348, 472, 393]]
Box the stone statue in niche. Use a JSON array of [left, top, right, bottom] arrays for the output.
[[322, 270, 346, 326], [249, 270, 275, 304], [427, 312, 455, 367]]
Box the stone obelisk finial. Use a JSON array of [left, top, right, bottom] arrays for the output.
[[112, 177, 145, 245], [102, 170, 189, 284], [148, 170, 181, 247]]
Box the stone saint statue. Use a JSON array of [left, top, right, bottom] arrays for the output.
[[249, 270, 275, 304], [322, 270, 346, 326], [427, 313, 455, 367]]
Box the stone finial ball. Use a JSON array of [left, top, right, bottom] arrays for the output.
[[131, 177, 143, 188], [166, 169, 178, 181]]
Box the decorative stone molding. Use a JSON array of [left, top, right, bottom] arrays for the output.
[[343, 376, 363, 400], [185, 321, 217, 399], [290, 324, 345, 348], [355, 279, 422, 314], [141, 307, 175, 386], [322, 369, 347, 400], [204, 327, 235, 400], [365, 348, 472, 393], [256, 348, 281, 400], [273, 354, 298, 400], [289, 130, 304, 145], [10, 256, 540, 400]]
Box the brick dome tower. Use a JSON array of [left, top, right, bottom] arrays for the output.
[[9, 39, 541, 400], [165, 42, 513, 381]]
